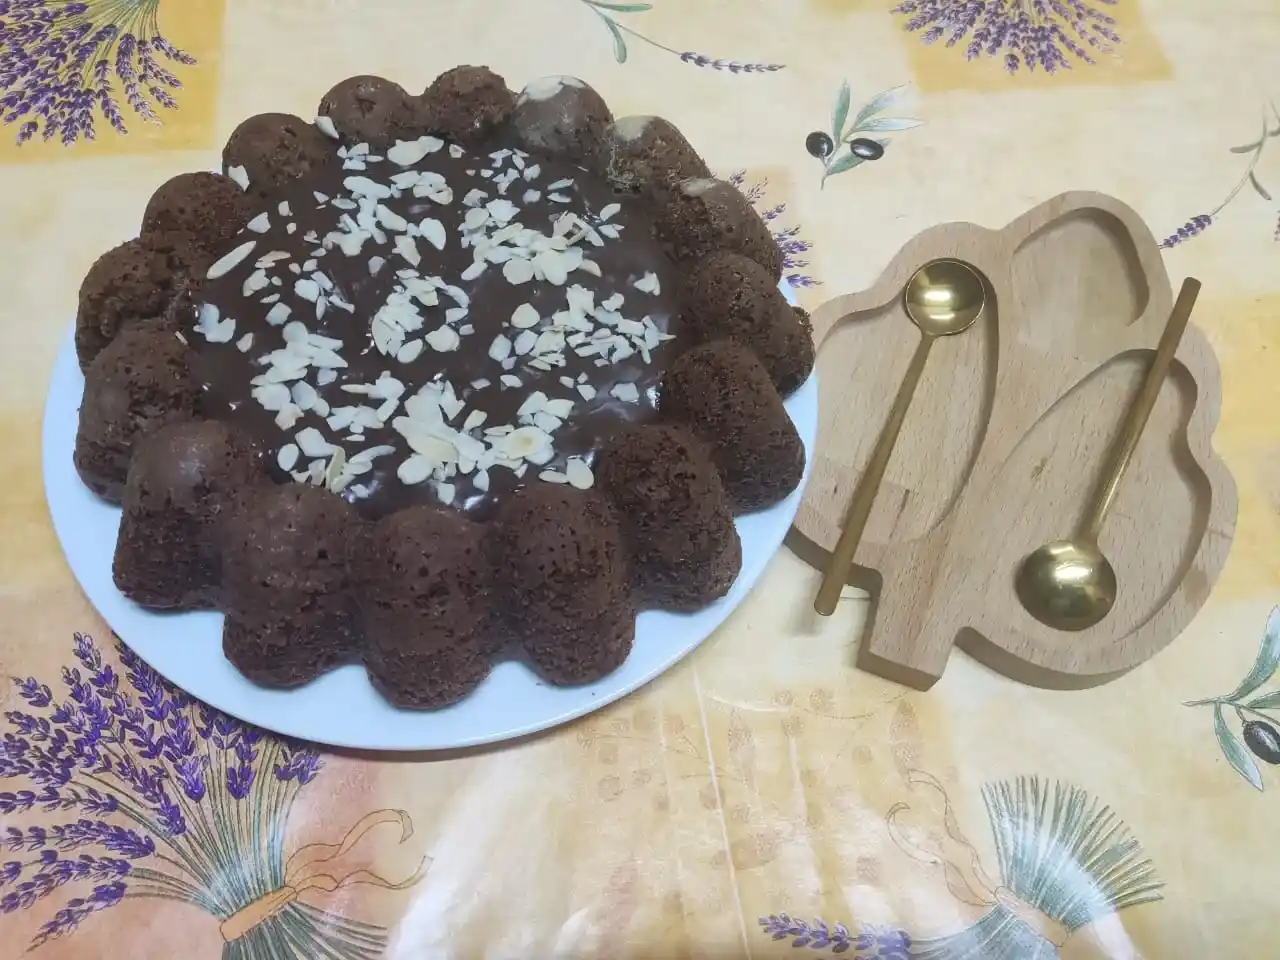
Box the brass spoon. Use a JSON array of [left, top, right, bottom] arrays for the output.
[[813, 259, 986, 616], [1014, 277, 1202, 632]]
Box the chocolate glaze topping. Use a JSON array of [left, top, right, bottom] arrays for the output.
[[188, 132, 685, 521]]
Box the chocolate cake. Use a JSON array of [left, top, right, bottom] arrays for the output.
[[113, 419, 259, 609], [595, 424, 741, 611], [73, 68, 813, 709]]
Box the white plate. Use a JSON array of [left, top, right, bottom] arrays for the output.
[[43, 293, 816, 751]]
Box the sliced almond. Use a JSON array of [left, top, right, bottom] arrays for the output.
[[511, 303, 540, 329], [565, 457, 594, 490], [206, 240, 257, 280], [418, 218, 446, 251], [397, 454, 433, 485], [314, 114, 339, 139], [276, 443, 300, 472], [503, 258, 535, 285]]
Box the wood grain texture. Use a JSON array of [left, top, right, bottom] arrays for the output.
[[794, 192, 1238, 690]]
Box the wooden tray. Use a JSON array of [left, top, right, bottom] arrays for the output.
[[792, 191, 1238, 690]]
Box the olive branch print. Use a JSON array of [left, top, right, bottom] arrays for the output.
[[806, 82, 921, 188], [892, 0, 1121, 75], [1185, 607, 1280, 790], [1161, 102, 1280, 248], [572, 0, 785, 72], [0, 0, 194, 146], [1, 633, 429, 956]]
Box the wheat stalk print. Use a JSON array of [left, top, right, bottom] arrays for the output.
[[1, 633, 428, 956], [0, 0, 194, 145], [896, 772, 1161, 957], [763, 772, 1162, 957]]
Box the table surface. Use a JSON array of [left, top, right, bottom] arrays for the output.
[[2, 1, 1278, 957]]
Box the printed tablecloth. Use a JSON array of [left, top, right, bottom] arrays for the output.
[[2, 1, 1278, 956]]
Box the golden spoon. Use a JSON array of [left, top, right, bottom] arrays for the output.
[[813, 259, 986, 617], [1014, 277, 1202, 632]]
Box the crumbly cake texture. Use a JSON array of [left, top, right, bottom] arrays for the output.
[[72, 67, 813, 708]]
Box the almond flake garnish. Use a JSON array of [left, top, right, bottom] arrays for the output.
[[195, 305, 236, 344], [425, 326, 460, 352], [397, 339, 425, 364], [397, 454, 433, 485], [344, 176, 391, 201], [314, 115, 339, 139], [512, 330, 537, 356], [387, 136, 444, 166], [610, 382, 641, 403], [394, 234, 421, 267], [565, 457, 594, 490], [276, 443, 300, 471], [264, 303, 292, 326], [275, 404, 303, 431], [206, 240, 257, 280], [510, 304, 540, 329], [197, 127, 689, 509], [488, 334, 512, 362], [418, 218, 446, 251], [633, 271, 661, 295], [503, 258, 534, 284]]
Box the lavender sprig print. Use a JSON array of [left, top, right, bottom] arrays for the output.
[[0, 0, 195, 146], [892, 0, 1121, 74], [573, 0, 785, 71], [1160, 104, 1280, 249], [1159, 214, 1213, 250], [30, 881, 125, 949], [759, 915, 911, 956], [4, 819, 154, 858], [726, 169, 819, 288], [0, 632, 401, 958]]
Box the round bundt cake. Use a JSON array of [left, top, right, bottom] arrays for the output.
[[72, 67, 813, 709]]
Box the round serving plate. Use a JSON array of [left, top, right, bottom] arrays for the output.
[[44, 285, 816, 751]]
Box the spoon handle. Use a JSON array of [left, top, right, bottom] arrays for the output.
[[814, 334, 934, 616], [1083, 277, 1201, 540]]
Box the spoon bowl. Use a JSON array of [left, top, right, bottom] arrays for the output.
[[903, 259, 986, 337], [1014, 539, 1117, 632]]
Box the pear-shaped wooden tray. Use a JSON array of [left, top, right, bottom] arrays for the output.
[[793, 191, 1238, 690]]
